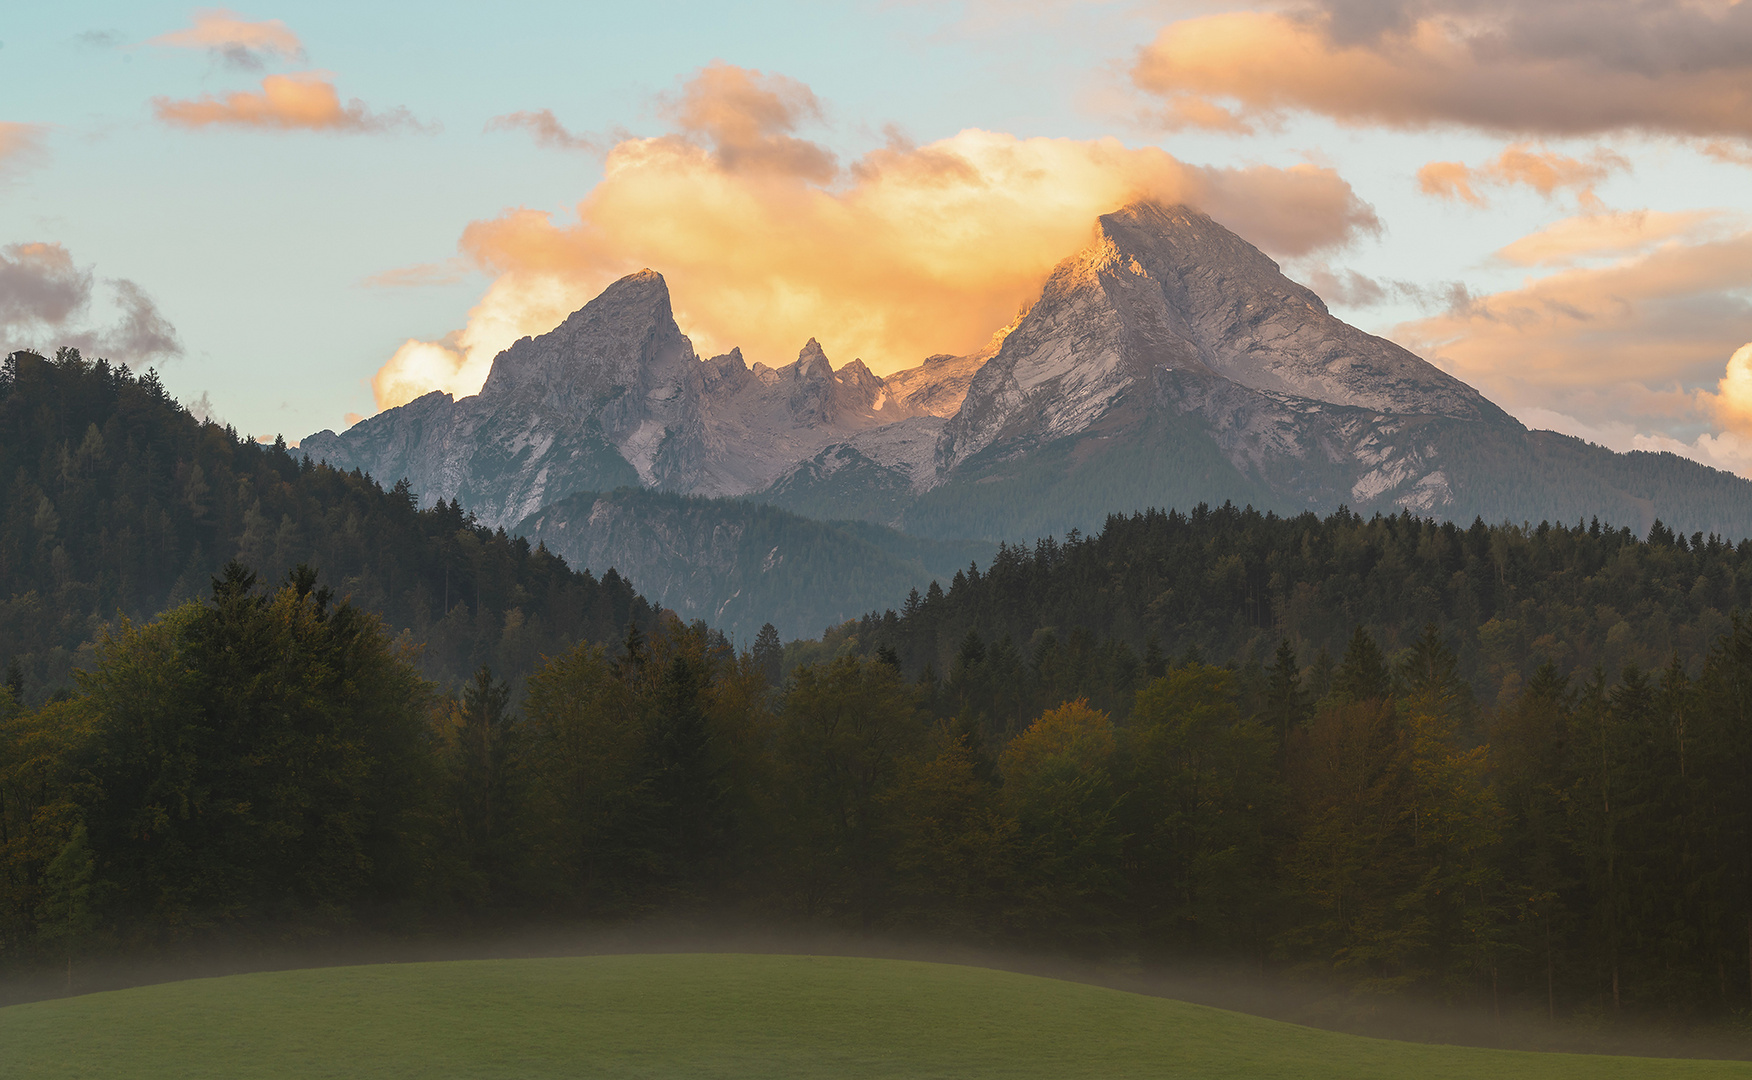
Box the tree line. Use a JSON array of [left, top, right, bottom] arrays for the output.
[[817, 500, 1752, 727], [9, 560, 1752, 1024]]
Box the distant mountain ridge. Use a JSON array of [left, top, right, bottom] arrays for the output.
[[514, 488, 992, 640], [306, 201, 1752, 625]]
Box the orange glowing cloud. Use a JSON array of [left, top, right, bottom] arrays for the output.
[[149, 8, 304, 68], [153, 72, 420, 132], [1133, 7, 1752, 138], [369, 64, 1380, 408], [1394, 227, 1752, 428], [1493, 210, 1730, 267], [370, 65, 1379, 410], [1418, 144, 1628, 209]]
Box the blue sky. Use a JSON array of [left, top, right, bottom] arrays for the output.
[[4, 1, 1751, 473]]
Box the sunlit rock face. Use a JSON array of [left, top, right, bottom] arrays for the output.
[[301, 272, 954, 527], [308, 201, 1751, 555]]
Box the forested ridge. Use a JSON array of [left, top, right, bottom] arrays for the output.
[[0, 348, 654, 700], [819, 501, 1752, 729]]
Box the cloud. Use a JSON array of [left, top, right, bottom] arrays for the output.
[[370, 65, 1381, 409], [1394, 226, 1752, 429], [74, 29, 126, 49], [0, 243, 89, 327], [1298, 264, 1388, 306], [0, 242, 182, 363], [1493, 209, 1731, 267], [485, 109, 600, 151], [153, 72, 424, 133], [1132, 2, 1752, 138], [1511, 402, 1752, 479], [360, 258, 472, 288], [655, 61, 837, 181], [148, 8, 304, 69], [0, 122, 48, 177], [1710, 342, 1752, 433], [1699, 139, 1752, 166], [1290, 259, 1472, 310], [1417, 144, 1628, 208]]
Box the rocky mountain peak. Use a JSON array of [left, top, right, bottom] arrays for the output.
[[478, 268, 693, 404], [796, 338, 833, 379], [1092, 202, 1496, 419], [939, 200, 1505, 470]]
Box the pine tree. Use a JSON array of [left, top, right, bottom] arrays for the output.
[[1331, 626, 1390, 704], [1261, 639, 1310, 748], [450, 665, 516, 904], [752, 622, 783, 686]]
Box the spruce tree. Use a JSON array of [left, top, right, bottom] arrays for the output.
[[1331, 626, 1390, 704], [1262, 639, 1310, 747], [752, 622, 783, 686]]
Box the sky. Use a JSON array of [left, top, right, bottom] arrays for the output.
[[3, 1, 1751, 475]]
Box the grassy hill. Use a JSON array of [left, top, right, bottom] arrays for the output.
[[2, 954, 1747, 1079]]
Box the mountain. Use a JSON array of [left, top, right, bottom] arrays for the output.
[[304, 202, 1752, 628], [790, 203, 1752, 540], [514, 488, 992, 641], [301, 273, 973, 526]]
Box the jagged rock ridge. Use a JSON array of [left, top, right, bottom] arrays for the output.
[[307, 203, 1752, 570]]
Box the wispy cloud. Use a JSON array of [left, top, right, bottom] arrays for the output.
[[360, 258, 472, 288], [1417, 144, 1628, 209], [148, 8, 305, 69], [1395, 225, 1752, 432], [153, 72, 426, 133], [484, 109, 601, 152], [0, 122, 49, 177]]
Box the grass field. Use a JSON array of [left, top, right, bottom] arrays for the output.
[[3, 953, 1751, 1079]]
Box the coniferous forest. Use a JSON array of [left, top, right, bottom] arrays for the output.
[[0, 349, 653, 701], [12, 347, 1752, 1027]]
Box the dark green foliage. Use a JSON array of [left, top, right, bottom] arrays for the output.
[[1331, 626, 1391, 705], [76, 562, 435, 942], [0, 348, 654, 699], [840, 501, 1752, 716], [752, 623, 783, 686]]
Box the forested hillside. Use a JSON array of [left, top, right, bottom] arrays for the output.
[[10, 564, 1752, 1026], [823, 501, 1752, 729], [0, 349, 655, 700]]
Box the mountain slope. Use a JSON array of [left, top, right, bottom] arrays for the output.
[[514, 488, 992, 640]]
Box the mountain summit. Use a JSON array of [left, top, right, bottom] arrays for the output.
[[940, 204, 1497, 473], [307, 202, 1752, 553]]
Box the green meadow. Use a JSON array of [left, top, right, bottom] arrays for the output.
[[3, 954, 1749, 1079]]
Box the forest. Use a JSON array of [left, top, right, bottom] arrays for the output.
[[11, 345, 1752, 1025], [812, 500, 1752, 729], [6, 562, 1752, 1027], [0, 348, 654, 702]]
